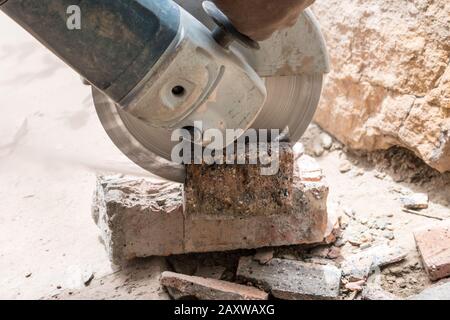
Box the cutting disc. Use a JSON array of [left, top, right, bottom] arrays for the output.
[[93, 73, 322, 183], [93, 5, 328, 182]]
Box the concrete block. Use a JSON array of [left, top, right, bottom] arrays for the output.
[[237, 257, 341, 300], [160, 271, 268, 300]]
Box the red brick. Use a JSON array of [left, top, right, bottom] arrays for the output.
[[93, 176, 185, 265], [94, 155, 329, 262], [160, 271, 268, 300], [414, 221, 450, 281]]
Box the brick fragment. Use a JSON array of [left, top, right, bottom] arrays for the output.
[[414, 221, 450, 281], [160, 271, 268, 300], [93, 176, 184, 265]]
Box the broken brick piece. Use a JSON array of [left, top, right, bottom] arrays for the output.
[[92, 176, 185, 265], [237, 257, 341, 300], [160, 271, 268, 300], [414, 221, 450, 281]]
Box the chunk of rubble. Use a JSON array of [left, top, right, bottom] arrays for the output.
[[341, 244, 407, 280], [339, 160, 352, 173], [253, 248, 274, 265], [237, 257, 341, 300], [414, 221, 450, 281], [408, 280, 450, 300], [345, 279, 365, 292], [160, 271, 268, 300], [401, 193, 429, 210], [361, 283, 400, 300]]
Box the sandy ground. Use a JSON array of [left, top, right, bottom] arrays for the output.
[[1, 12, 449, 300], [0, 13, 164, 300]]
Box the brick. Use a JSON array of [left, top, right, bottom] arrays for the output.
[[401, 193, 429, 210], [93, 176, 185, 265], [184, 176, 329, 252], [184, 143, 294, 217], [94, 154, 329, 261], [237, 257, 341, 300], [194, 265, 227, 280], [414, 221, 450, 281], [160, 271, 268, 300], [341, 244, 407, 280]]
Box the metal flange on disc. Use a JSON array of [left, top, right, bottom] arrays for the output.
[[93, 6, 329, 182]]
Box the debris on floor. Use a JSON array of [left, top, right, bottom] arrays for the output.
[[194, 265, 227, 280], [9, 123, 450, 300]]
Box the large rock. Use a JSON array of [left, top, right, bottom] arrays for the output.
[[313, 0, 450, 172]]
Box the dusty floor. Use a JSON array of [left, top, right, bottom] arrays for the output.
[[0, 13, 160, 300], [1, 13, 449, 300]]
